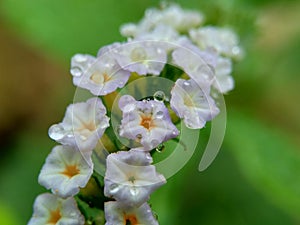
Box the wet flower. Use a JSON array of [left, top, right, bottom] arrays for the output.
[[71, 52, 130, 96], [28, 193, 84, 225], [105, 201, 158, 225], [70, 54, 96, 78], [172, 46, 216, 85], [170, 79, 220, 129], [118, 95, 179, 151], [112, 41, 167, 75], [213, 56, 234, 93], [48, 97, 109, 152], [189, 26, 243, 59], [104, 149, 166, 207], [120, 4, 203, 37], [38, 145, 93, 198]]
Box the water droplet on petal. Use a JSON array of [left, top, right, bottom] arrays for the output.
[[70, 67, 82, 77], [156, 143, 165, 153], [157, 48, 162, 54], [123, 103, 136, 113], [130, 188, 139, 196], [172, 129, 179, 136], [136, 134, 142, 140], [74, 54, 87, 63], [156, 111, 164, 119], [183, 80, 190, 86], [119, 95, 136, 110], [48, 124, 65, 140], [109, 183, 119, 194], [154, 91, 165, 102], [146, 154, 152, 161]]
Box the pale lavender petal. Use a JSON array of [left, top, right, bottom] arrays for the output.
[[118, 95, 179, 151], [104, 150, 166, 207], [170, 79, 220, 129]]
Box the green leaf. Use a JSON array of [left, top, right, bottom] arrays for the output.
[[225, 109, 300, 220]]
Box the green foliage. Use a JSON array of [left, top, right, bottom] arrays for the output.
[[226, 110, 300, 220]]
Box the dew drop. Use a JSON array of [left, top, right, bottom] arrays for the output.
[[123, 103, 136, 113], [119, 95, 135, 110], [156, 143, 165, 153], [136, 134, 142, 140], [154, 91, 165, 102], [172, 129, 179, 136], [70, 67, 82, 77], [48, 124, 65, 140], [74, 54, 87, 63], [130, 188, 139, 196], [156, 111, 164, 119], [109, 183, 119, 194], [157, 48, 163, 54], [146, 154, 153, 161], [183, 80, 190, 86]]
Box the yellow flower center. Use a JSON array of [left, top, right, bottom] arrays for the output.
[[140, 115, 154, 130], [48, 209, 62, 224], [61, 164, 80, 178], [90, 72, 111, 84], [124, 214, 138, 225]]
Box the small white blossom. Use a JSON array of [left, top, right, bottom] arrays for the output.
[[112, 41, 167, 76], [172, 47, 216, 85], [48, 97, 109, 152], [118, 95, 179, 151], [28, 193, 84, 225], [213, 56, 234, 93], [38, 145, 93, 198], [189, 26, 243, 59], [120, 4, 204, 37], [105, 201, 158, 225], [71, 51, 130, 96], [170, 79, 220, 129], [104, 149, 166, 207], [134, 24, 179, 43], [70, 54, 96, 78]]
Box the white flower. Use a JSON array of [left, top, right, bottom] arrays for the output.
[[38, 145, 93, 198], [134, 24, 179, 43], [71, 51, 130, 96], [149, 3, 204, 32], [28, 193, 84, 225], [189, 26, 243, 59], [170, 79, 220, 129], [112, 41, 167, 76], [48, 97, 109, 152], [120, 4, 204, 37], [118, 95, 179, 151], [104, 149, 166, 207], [105, 201, 158, 225], [213, 56, 234, 93], [172, 47, 216, 85], [70, 54, 96, 78]]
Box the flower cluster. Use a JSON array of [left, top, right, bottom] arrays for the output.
[[28, 3, 242, 225]]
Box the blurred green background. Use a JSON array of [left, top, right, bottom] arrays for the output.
[[0, 0, 299, 224]]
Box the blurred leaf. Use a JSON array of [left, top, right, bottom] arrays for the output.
[[0, 0, 160, 60], [225, 109, 300, 220], [0, 131, 52, 223], [0, 202, 19, 225], [150, 127, 294, 225]]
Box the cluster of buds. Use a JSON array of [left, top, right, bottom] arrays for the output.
[[28, 3, 242, 225]]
